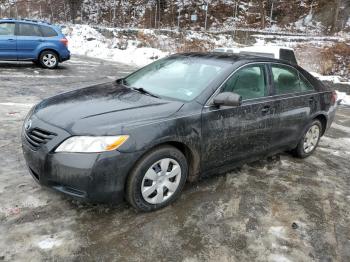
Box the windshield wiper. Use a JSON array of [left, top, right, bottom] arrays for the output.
[[130, 87, 160, 98]]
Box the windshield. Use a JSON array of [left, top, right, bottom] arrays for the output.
[[123, 56, 231, 101]]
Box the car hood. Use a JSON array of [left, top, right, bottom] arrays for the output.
[[33, 82, 184, 134]]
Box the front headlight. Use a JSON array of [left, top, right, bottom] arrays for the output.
[[55, 135, 129, 153]]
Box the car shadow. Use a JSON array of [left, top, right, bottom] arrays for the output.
[[0, 61, 68, 70]]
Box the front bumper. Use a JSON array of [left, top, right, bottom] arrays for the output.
[[21, 116, 142, 203]]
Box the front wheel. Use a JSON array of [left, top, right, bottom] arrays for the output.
[[39, 51, 59, 69], [293, 120, 322, 158], [126, 146, 188, 212]]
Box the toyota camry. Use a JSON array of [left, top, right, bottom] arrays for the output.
[[22, 53, 337, 211]]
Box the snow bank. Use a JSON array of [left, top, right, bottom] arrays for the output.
[[310, 72, 350, 106], [64, 25, 168, 67], [336, 91, 350, 106], [310, 72, 350, 84]]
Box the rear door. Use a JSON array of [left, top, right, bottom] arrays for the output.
[[269, 63, 317, 148], [0, 22, 17, 60], [16, 23, 43, 60], [201, 63, 279, 171]]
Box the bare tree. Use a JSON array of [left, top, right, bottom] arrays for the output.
[[257, 0, 266, 28], [331, 0, 341, 33], [67, 0, 82, 24]]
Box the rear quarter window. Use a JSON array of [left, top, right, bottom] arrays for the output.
[[40, 26, 58, 37], [298, 73, 315, 91]]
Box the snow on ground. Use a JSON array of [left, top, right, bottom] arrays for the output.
[[309, 72, 350, 106], [64, 25, 168, 67], [336, 91, 350, 106], [310, 72, 350, 84]]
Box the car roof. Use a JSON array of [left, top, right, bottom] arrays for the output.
[[0, 18, 53, 26], [172, 52, 295, 67]]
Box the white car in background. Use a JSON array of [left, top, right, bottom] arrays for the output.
[[213, 46, 298, 65]]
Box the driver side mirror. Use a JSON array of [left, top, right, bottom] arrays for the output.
[[213, 92, 242, 107], [116, 78, 125, 84]]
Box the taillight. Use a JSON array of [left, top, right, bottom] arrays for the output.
[[60, 38, 68, 47], [331, 91, 337, 105]]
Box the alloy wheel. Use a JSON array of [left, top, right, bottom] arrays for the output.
[[42, 54, 57, 68]]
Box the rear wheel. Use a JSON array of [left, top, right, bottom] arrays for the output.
[[39, 51, 59, 69], [293, 120, 322, 158], [126, 145, 188, 212]]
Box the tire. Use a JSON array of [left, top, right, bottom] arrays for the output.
[[126, 145, 188, 212], [39, 51, 59, 69], [293, 120, 322, 158]]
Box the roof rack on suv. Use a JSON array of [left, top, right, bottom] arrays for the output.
[[0, 18, 52, 25], [21, 19, 51, 24]]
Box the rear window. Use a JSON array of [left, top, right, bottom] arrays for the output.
[[40, 25, 58, 37], [18, 23, 42, 36]]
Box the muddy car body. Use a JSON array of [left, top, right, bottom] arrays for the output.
[[22, 53, 337, 211]]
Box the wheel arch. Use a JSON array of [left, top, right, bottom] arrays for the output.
[[38, 48, 60, 61], [127, 140, 201, 185], [165, 141, 201, 182], [313, 114, 327, 136]]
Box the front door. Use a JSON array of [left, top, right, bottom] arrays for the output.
[[0, 22, 17, 60], [16, 23, 43, 60], [201, 63, 278, 172]]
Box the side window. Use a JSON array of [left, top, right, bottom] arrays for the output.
[[40, 26, 58, 37], [222, 65, 267, 100], [279, 49, 297, 64], [0, 23, 15, 36], [18, 23, 42, 37], [271, 65, 302, 95], [299, 73, 315, 92]]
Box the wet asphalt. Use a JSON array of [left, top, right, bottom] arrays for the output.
[[0, 56, 349, 262]]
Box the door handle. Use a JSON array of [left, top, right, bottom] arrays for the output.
[[7, 38, 15, 41], [261, 105, 271, 114]]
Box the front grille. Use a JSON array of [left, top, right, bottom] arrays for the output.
[[25, 128, 56, 149]]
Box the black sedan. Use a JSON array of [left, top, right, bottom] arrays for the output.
[[22, 53, 337, 211]]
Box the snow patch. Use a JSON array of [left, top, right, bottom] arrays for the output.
[[269, 254, 292, 262], [37, 237, 63, 250], [336, 91, 350, 106], [65, 25, 168, 67], [269, 226, 286, 239]]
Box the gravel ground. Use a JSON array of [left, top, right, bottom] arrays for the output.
[[0, 56, 349, 262]]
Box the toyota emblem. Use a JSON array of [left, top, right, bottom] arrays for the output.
[[25, 119, 32, 130]]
